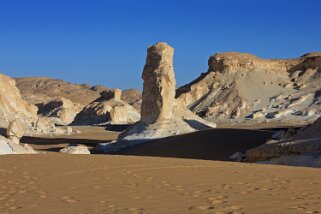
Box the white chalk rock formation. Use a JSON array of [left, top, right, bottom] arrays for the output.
[[97, 42, 215, 152], [0, 121, 37, 154], [60, 144, 90, 154], [0, 73, 38, 128], [0, 73, 63, 136], [176, 52, 321, 126], [0, 135, 36, 155], [73, 89, 140, 125]]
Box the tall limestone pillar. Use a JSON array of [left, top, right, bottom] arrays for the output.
[[140, 42, 176, 124]]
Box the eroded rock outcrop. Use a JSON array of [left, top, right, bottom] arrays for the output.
[[73, 89, 140, 125], [246, 117, 321, 166], [176, 52, 321, 126], [140, 43, 176, 124], [97, 42, 215, 152]]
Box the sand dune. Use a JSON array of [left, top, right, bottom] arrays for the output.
[[0, 154, 320, 214]]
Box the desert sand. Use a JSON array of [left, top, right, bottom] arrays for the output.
[[1, 154, 321, 214]]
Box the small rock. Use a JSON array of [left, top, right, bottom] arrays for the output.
[[59, 144, 90, 154], [6, 120, 24, 143], [230, 152, 245, 162]]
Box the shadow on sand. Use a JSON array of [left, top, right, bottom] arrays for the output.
[[104, 124, 131, 132], [21, 136, 111, 152], [117, 128, 274, 161], [21, 127, 280, 161]]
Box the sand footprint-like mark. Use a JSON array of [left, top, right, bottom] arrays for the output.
[[193, 205, 215, 210], [305, 211, 320, 214], [123, 207, 145, 214], [61, 196, 79, 203], [37, 190, 49, 199]]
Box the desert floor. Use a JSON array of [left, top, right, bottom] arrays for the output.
[[1, 154, 321, 214], [1, 125, 320, 214]]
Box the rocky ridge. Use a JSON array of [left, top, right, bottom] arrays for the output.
[[176, 52, 321, 125]]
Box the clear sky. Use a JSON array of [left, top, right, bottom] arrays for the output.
[[0, 0, 320, 90]]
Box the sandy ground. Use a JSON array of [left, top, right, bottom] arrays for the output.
[[2, 124, 320, 213], [0, 154, 321, 214]]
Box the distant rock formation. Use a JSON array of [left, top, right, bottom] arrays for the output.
[[176, 52, 321, 126], [73, 89, 140, 125], [15, 77, 142, 124], [15, 77, 142, 109], [97, 42, 215, 152], [37, 97, 84, 125]]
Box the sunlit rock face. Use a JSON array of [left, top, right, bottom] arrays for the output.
[[141, 42, 176, 124]]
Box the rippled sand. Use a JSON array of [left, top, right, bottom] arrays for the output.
[[0, 154, 320, 214]]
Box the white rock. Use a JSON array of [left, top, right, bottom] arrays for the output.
[[0, 135, 37, 155], [60, 144, 90, 154], [6, 120, 24, 141]]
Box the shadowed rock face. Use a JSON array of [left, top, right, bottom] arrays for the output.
[[141, 43, 176, 124]]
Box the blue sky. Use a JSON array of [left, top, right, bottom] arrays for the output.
[[0, 0, 320, 90]]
